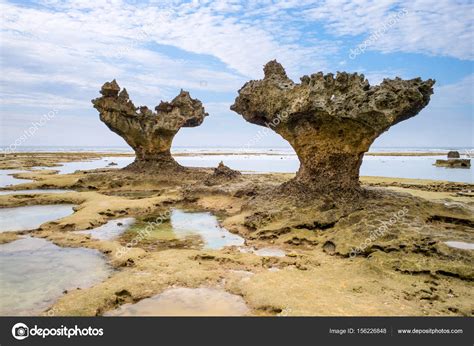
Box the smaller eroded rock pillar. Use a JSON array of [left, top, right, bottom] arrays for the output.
[[231, 61, 435, 194], [92, 80, 207, 169]]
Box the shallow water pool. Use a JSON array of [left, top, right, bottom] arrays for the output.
[[0, 170, 32, 188], [124, 209, 244, 250], [74, 218, 135, 240], [170, 209, 245, 249], [46, 157, 134, 175], [254, 247, 286, 257], [105, 287, 249, 316], [0, 205, 75, 232], [239, 246, 286, 257], [0, 237, 112, 315], [0, 189, 71, 195], [445, 241, 474, 250]]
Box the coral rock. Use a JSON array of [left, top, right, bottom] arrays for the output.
[[92, 80, 207, 169], [447, 151, 461, 159], [435, 159, 470, 168], [204, 161, 241, 186], [231, 60, 435, 194]]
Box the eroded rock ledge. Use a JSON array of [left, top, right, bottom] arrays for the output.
[[92, 80, 207, 170], [231, 60, 435, 194]]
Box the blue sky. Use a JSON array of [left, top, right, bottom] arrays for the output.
[[0, 0, 472, 149]]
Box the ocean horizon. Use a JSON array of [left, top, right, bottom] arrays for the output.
[[2, 145, 473, 154]]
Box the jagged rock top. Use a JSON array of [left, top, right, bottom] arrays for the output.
[[93, 79, 208, 132], [231, 60, 435, 133], [92, 80, 208, 164]]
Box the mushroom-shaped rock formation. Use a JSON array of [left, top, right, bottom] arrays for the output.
[[231, 60, 435, 194], [92, 80, 207, 169]]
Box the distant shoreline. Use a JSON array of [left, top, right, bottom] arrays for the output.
[[0, 151, 463, 158]]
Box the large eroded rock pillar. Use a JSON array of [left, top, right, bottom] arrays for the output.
[[92, 80, 207, 169], [231, 61, 434, 193]]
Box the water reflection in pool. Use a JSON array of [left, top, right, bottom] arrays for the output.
[[124, 209, 244, 250], [74, 218, 135, 240], [445, 241, 474, 250], [170, 210, 244, 249], [0, 205, 75, 232], [0, 170, 32, 188], [0, 237, 112, 315]]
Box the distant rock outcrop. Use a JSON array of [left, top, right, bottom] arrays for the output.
[[204, 161, 241, 186], [231, 60, 435, 194], [92, 80, 207, 170], [435, 159, 470, 168], [447, 151, 460, 159]]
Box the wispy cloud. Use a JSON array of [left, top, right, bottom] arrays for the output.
[[0, 0, 472, 147], [305, 0, 473, 60], [430, 74, 474, 108]]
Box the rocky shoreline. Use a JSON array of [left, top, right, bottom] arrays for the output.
[[0, 152, 472, 316], [1, 62, 472, 317]]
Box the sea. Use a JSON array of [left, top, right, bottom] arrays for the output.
[[1, 146, 472, 183]]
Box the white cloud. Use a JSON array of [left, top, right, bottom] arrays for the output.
[[0, 0, 339, 114], [0, 90, 88, 109], [305, 0, 474, 60], [430, 74, 474, 108], [2, 0, 471, 112], [0, 0, 472, 148]]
